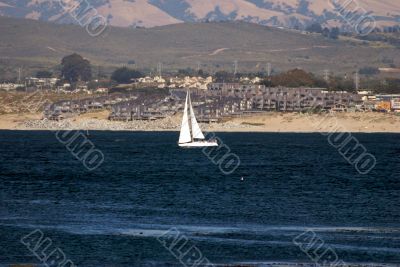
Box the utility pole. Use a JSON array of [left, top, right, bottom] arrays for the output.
[[354, 71, 360, 91], [234, 60, 238, 76], [157, 62, 162, 78], [18, 67, 21, 84], [266, 62, 271, 77], [324, 69, 330, 83], [197, 61, 201, 73]]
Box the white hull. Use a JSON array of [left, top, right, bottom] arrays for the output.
[[178, 90, 218, 148], [179, 141, 218, 148]]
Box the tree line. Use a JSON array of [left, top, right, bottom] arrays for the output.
[[33, 53, 399, 94], [306, 23, 340, 39], [34, 53, 145, 85]]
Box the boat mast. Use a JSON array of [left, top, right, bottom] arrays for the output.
[[188, 90, 194, 142]]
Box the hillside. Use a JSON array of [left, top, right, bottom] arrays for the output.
[[0, 16, 399, 79], [0, 0, 399, 29]]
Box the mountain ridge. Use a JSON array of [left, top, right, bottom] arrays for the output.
[[0, 0, 399, 29]]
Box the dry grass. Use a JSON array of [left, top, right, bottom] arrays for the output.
[[0, 91, 102, 115], [1, 16, 399, 77]]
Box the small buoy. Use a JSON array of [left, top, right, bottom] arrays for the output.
[[241, 177, 244, 181]]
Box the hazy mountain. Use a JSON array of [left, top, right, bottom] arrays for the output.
[[1, 16, 399, 80], [0, 0, 399, 29]]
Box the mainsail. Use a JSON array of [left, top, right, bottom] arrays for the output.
[[188, 93, 205, 140], [179, 92, 192, 144], [178, 90, 218, 148]]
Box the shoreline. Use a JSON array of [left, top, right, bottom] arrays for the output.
[[0, 129, 400, 134], [0, 111, 399, 133]]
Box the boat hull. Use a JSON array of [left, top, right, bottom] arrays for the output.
[[179, 141, 218, 148]]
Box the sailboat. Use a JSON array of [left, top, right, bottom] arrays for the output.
[[178, 90, 218, 148]]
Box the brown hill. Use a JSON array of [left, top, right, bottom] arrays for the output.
[[0, 0, 399, 29], [0, 16, 398, 79]]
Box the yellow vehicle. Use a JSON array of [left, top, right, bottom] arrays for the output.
[[376, 101, 391, 112]]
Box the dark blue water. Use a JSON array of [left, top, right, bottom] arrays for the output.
[[0, 131, 399, 266]]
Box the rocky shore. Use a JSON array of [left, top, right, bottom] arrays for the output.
[[19, 117, 181, 131], [1, 111, 399, 133]]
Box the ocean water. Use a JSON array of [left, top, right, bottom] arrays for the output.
[[0, 130, 399, 266]]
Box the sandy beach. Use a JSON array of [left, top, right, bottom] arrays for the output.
[[0, 111, 399, 133]]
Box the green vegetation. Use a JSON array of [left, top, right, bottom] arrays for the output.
[[61, 53, 92, 83], [214, 71, 236, 83], [260, 69, 334, 91], [356, 31, 400, 48], [36, 70, 53, 78], [361, 78, 400, 94], [111, 67, 143, 84], [378, 79, 400, 94], [307, 23, 339, 39], [359, 67, 380, 75], [176, 68, 208, 78], [328, 27, 340, 40], [266, 69, 322, 88], [306, 23, 322, 34]]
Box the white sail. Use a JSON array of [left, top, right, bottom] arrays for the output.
[[178, 90, 217, 148], [188, 93, 205, 140], [179, 92, 192, 144]]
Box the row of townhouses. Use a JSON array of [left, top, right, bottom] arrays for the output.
[[43, 84, 399, 121], [207, 83, 363, 112]]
